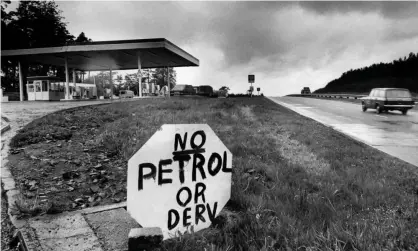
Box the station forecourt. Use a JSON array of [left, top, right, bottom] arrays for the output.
[[1, 38, 199, 101]]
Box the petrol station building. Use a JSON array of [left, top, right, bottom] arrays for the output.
[[1, 38, 199, 101]]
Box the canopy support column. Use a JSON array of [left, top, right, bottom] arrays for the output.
[[137, 54, 142, 98], [18, 61, 24, 101], [73, 69, 76, 99], [167, 67, 170, 98], [65, 57, 69, 100], [109, 68, 113, 100]]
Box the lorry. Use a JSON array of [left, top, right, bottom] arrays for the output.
[[301, 87, 311, 95]]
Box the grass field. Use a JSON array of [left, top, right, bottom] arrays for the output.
[[7, 97, 418, 250]]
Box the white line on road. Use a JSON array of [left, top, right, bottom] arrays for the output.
[[375, 115, 388, 119], [336, 115, 352, 120]]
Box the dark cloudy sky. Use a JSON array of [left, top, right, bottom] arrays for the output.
[[8, 1, 418, 95]]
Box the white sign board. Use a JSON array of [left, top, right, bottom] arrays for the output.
[[127, 124, 232, 240]]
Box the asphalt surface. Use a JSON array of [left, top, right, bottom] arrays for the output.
[[269, 97, 418, 167]]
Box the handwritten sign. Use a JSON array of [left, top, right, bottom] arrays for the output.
[[127, 124, 232, 240]]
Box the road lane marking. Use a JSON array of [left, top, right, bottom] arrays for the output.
[[375, 115, 388, 119], [335, 115, 352, 121]]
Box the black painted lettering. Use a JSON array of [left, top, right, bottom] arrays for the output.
[[174, 133, 188, 151], [206, 202, 218, 222], [195, 204, 206, 225], [176, 187, 192, 207], [190, 130, 206, 149], [183, 207, 192, 227], [221, 151, 232, 173], [208, 152, 222, 176], [192, 153, 206, 182], [194, 182, 206, 204], [168, 209, 179, 230], [172, 148, 205, 156], [158, 159, 173, 186], [173, 155, 191, 184], [138, 163, 156, 191]]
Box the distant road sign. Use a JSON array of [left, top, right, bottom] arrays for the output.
[[248, 75, 255, 83], [127, 124, 233, 240], [257, 87, 260, 92]]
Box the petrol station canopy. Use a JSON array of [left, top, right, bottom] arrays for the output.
[[1, 38, 199, 71]]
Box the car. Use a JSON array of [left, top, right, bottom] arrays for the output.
[[119, 90, 134, 98], [361, 88, 415, 115], [197, 85, 214, 97], [170, 85, 195, 96]]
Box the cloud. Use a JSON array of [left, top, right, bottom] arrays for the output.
[[40, 2, 418, 95], [298, 1, 418, 19]]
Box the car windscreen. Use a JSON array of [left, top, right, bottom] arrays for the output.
[[386, 90, 411, 98], [171, 85, 186, 91]]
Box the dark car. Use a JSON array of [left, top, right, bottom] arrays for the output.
[[197, 85, 214, 97], [170, 85, 195, 96], [361, 88, 415, 115]]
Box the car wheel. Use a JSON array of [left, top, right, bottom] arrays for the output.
[[362, 103, 367, 112], [376, 104, 382, 114], [402, 109, 408, 115]]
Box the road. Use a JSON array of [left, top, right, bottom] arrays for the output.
[[268, 97, 418, 167]]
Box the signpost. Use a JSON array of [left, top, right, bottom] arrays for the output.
[[248, 74, 255, 97], [257, 87, 260, 95], [127, 124, 232, 240]]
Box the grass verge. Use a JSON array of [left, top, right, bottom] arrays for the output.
[[7, 97, 418, 250]]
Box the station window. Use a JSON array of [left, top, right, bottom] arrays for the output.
[[27, 84, 34, 92], [35, 82, 41, 92], [50, 81, 59, 91], [42, 81, 48, 92]]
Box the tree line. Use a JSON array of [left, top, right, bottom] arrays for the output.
[[1, 0, 176, 98], [314, 52, 418, 94]]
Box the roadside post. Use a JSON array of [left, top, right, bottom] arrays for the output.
[[127, 124, 232, 245], [257, 87, 260, 96], [248, 74, 255, 97]]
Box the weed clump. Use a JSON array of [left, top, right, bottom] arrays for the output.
[[211, 101, 236, 110], [157, 101, 191, 111], [10, 195, 51, 218], [10, 127, 72, 147]]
